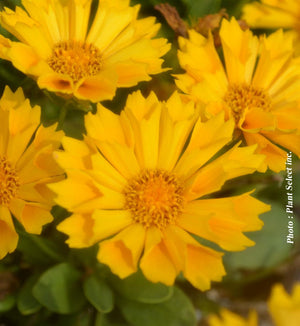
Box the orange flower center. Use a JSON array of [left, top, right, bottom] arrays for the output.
[[123, 170, 185, 229], [48, 41, 102, 84], [224, 84, 271, 124], [0, 156, 20, 206]]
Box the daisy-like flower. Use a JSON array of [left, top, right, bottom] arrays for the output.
[[0, 0, 170, 103], [175, 17, 300, 172], [49, 91, 270, 290], [268, 283, 300, 326], [242, 0, 300, 54], [0, 86, 64, 259], [208, 309, 258, 326]]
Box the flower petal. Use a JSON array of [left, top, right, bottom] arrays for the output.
[[0, 206, 18, 259], [98, 224, 146, 278]]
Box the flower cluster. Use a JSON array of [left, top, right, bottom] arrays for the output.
[[0, 86, 64, 259], [0, 0, 169, 102], [0, 0, 299, 305]]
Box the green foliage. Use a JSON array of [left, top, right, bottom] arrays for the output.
[[84, 275, 114, 313], [0, 295, 15, 313], [110, 270, 173, 304], [0, 1, 300, 326], [183, 0, 221, 18], [17, 276, 42, 315], [118, 287, 197, 326], [17, 231, 66, 266], [32, 263, 86, 314]]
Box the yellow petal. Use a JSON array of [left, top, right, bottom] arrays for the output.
[[242, 2, 296, 29], [48, 170, 124, 212], [241, 107, 275, 131], [57, 213, 96, 248], [85, 104, 129, 146], [92, 209, 133, 241], [74, 73, 118, 102], [6, 101, 40, 164], [54, 136, 96, 170], [252, 30, 294, 90], [178, 30, 225, 79], [244, 132, 287, 172], [38, 73, 74, 93], [174, 113, 234, 180], [0, 38, 50, 76], [184, 243, 225, 291], [114, 61, 150, 87], [0, 6, 52, 58], [87, 4, 135, 50], [10, 199, 53, 234], [94, 141, 140, 179], [209, 309, 258, 326], [157, 92, 197, 170], [98, 224, 146, 279], [0, 206, 18, 259], [179, 192, 269, 252], [273, 102, 300, 131], [140, 228, 177, 286], [262, 130, 300, 157], [18, 144, 63, 184], [90, 153, 127, 192], [268, 283, 300, 326], [220, 18, 259, 84]]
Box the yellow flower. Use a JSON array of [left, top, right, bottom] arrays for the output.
[[50, 91, 270, 290], [176, 17, 300, 172], [0, 86, 64, 259], [268, 283, 300, 326], [208, 309, 258, 326], [242, 0, 300, 53], [0, 0, 170, 103]]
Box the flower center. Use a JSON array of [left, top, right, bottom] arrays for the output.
[[224, 84, 272, 124], [48, 41, 102, 84], [0, 156, 20, 206], [123, 170, 185, 229]]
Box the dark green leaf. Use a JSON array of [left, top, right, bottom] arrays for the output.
[[111, 270, 173, 304], [0, 294, 15, 313], [183, 0, 221, 17], [17, 275, 42, 315], [95, 313, 129, 326], [17, 232, 66, 265], [33, 263, 86, 314], [83, 275, 114, 313], [118, 287, 197, 326]]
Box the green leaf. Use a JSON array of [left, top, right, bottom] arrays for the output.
[[32, 263, 86, 314], [17, 275, 42, 315], [183, 0, 221, 17], [118, 287, 197, 326], [83, 275, 114, 313], [17, 232, 66, 265], [0, 294, 15, 313], [95, 313, 129, 326], [111, 270, 173, 304], [224, 202, 300, 272]]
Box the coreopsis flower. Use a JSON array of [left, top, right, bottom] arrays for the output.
[[0, 86, 64, 259], [242, 0, 300, 53], [0, 0, 170, 103], [208, 309, 258, 326], [268, 283, 300, 326], [49, 91, 270, 290], [176, 17, 300, 172]]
